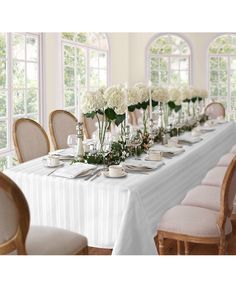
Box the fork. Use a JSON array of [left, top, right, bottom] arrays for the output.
[[84, 168, 100, 181]]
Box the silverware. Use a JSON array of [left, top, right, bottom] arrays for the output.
[[47, 168, 60, 176], [84, 168, 100, 181], [90, 170, 102, 181]]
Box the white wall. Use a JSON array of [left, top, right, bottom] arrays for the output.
[[42, 32, 220, 128]]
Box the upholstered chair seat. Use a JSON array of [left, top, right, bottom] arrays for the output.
[[26, 226, 88, 255], [158, 205, 232, 238], [181, 185, 221, 211], [217, 153, 235, 167], [201, 166, 227, 187], [230, 144, 236, 154]]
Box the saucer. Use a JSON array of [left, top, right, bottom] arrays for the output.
[[103, 171, 127, 178], [43, 161, 64, 168]]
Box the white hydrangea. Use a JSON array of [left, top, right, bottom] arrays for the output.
[[190, 87, 201, 98], [200, 89, 208, 99], [81, 90, 106, 114], [152, 86, 169, 103], [127, 87, 141, 106], [133, 83, 149, 102], [104, 85, 126, 114], [169, 87, 182, 105], [181, 86, 192, 101]]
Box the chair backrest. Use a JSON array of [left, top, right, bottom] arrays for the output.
[[13, 118, 50, 163], [0, 172, 30, 255], [49, 110, 79, 150], [83, 115, 102, 139], [219, 155, 236, 230], [204, 102, 225, 119], [131, 109, 143, 126]]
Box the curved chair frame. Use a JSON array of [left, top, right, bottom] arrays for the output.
[[204, 102, 226, 118], [0, 172, 88, 255], [158, 156, 236, 255], [13, 118, 50, 164]]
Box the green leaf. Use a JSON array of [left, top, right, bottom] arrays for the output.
[[140, 101, 148, 110], [115, 114, 125, 126], [174, 105, 182, 112], [183, 99, 190, 103], [84, 111, 96, 119], [191, 97, 197, 103], [128, 105, 136, 112], [168, 101, 176, 110], [105, 108, 116, 120], [152, 100, 159, 107]]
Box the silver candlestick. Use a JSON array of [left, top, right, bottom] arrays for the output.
[[76, 121, 85, 162]]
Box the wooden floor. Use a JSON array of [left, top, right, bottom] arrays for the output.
[[88, 222, 236, 255]]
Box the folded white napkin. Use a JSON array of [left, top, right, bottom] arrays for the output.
[[124, 159, 164, 170], [150, 146, 185, 154], [178, 135, 202, 144], [49, 149, 74, 159], [51, 163, 96, 179]]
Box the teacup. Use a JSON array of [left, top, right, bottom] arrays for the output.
[[109, 165, 124, 177], [47, 155, 60, 167], [191, 129, 201, 137], [148, 150, 163, 161]]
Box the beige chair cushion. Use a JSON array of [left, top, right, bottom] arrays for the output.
[[15, 120, 49, 162], [51, 112, 77, 149], [230, 144, 236, 154], [217, 153, 235, 167], [26, 226, 87, 255], [158, 205, 232, 237], [201, 166, 227, 187], [181, 185, 221, 211]]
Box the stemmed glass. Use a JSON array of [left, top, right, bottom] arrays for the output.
[[130, 130, 143, 159], [67, 134, 77, 156]]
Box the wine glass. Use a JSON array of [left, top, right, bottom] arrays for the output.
[[67, 134, 77, 156], [130, 130, 143, 159]]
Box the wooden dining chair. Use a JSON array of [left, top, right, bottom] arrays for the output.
[[13, 118, 50, 163], [49, 110, 79, 150], [204, 102, 225, 119], [0, 172, 88, 255], [157, 156, 236, 255]]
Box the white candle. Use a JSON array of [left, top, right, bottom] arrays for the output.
[[125, 83, 129, 123], [77, 83, 83, 122], [148, 80, 153, 120]]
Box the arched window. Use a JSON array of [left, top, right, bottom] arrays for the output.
[[208, 34, 236, 118], [61, 33, 109, 114], [147, 34, 191, 86]]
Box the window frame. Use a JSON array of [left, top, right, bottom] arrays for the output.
[[0, 32, 43, 161], [146, 33, 192, 87], [207, 34, 236, 119], [61, 33, 110, 115]]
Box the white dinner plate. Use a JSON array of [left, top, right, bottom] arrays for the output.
[[103, 171, 127, 178]]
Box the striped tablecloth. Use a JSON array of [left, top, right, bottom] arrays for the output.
[[4, 122, 236, 255]]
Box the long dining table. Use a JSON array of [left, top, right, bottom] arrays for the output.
[[4, 121, 236, 255]]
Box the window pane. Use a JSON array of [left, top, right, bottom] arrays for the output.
[[99, 69, 107, 86], [27, 89, 38, 114], [28, 114, 38, 121], [151, 57, 159, 71], [62, 33, 75, 41], [27, 63, 38, 89], [13, 90, 25, 115], [179, 57, 188, 70], [160, 57, 168, 70], [0, 33, 6, 58], [209, 57, 218, 70], [219, 71, 227, 82], [151, 70, 158, 84], [0, 121, 7, 149], [64, 45, 74, 66], [90, 50, 99, 67], [64, 66, 75, 87], [170, 58, 179, 70], [0, 90, 6, 117], [26, 36, 38, 61], [219, 83, 227, 96], [170, 71, 180, 85], [99, 52, 107, 69], [179, 71, 188, 85], [12, 34, 25, 60], [231, 71, 236, 83], [231, 57, 236, 70], [219, 57, 227, 70], [76, 47, 86, 86], [0, 60, 7, 89], [13, 61, 25, 88], [159, 71, 168, 84], [89, 68, 99, 87], [65, 89, 75, 107], [210, 70, 218, 82], [75, 33, 87, 44], [231, 83, 236, 97], [0, 155, 8, 171], [210, 84, 218, 97]]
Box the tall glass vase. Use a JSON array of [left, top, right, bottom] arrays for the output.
[[142, 109, 148, 134], [96, 114, 109, 153]]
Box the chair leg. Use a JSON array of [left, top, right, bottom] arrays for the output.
[[177, 240, 181, 255], [184, 241, 189, 255], [158, 235, 165, 255]]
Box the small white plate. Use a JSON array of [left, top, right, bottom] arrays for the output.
[[103, 171, 127, 178], [43, 161, 64, 168]]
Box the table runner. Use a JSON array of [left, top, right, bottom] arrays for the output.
[[4, 122, 236, 255]]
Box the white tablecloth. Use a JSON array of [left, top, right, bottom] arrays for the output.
[[4, 122, 236, 255]]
